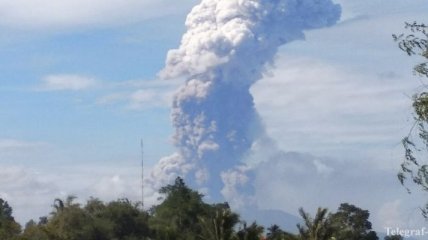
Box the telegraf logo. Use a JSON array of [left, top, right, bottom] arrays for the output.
[[385, 227, 428, 238]]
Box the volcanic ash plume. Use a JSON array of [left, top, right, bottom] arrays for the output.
[[149, 0, 341, 200]]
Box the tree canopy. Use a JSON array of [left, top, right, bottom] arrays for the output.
[[329, 203, 378, 240], [0, 177, 383, 240], [0, 199, 21, 240]]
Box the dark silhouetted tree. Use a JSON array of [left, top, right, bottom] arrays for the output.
[[329, 203, 378, 240], [150, 177, 210, 240], [0, 198, 21, 240], [235, 222, 264, 240], [384, 235, 403, 240], [266, 224, 297, 240]]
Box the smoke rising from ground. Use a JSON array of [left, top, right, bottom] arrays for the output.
[[148, 0, 341, 201]]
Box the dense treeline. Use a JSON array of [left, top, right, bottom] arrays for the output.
[[1, 177, 400, 240]]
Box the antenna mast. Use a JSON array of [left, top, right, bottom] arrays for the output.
[[140, 139, 144, 209]]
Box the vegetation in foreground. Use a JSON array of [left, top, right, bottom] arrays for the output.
[[0, 177, 402, 240]]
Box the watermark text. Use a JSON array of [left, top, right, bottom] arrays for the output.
[[385, 227, 428, 238]]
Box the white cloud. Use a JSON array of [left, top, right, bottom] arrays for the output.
[[0, 165, 60, 224], [378, 200, 406, 228], [96, 79, 181, 110], [38, 74, 97, 91], [34, 76, 180, 109], [376, 198, 428, 237], [0, 139, 48, 150], [95, 92, 127, 105], [128, 89, 170, 110], [252, 55, 417, 165], [0, 0, 198, 31], [0, 163, 152, 225], [220, 166, 254, 209], [90, 174, 140, 201]]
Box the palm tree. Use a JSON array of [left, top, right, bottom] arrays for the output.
[[297, 207, 334, 240], [51, 196, 79, 214], [267, 224, 297, 240], [198, 207, 239, 240], [235, 222, 264, 240], [52, 198, 64, 214]]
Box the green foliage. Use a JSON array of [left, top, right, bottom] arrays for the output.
[[0, 199, 21, 240], [266, 224, 297, 240], [393, 22, 428, 77], [150, 177, 213, 239], [329, 203, 378, 240], [198, 203, 240, 240], [20, 196, 150, 240], [296, 204, 378, 240], [20, 220, 49, 240], [297, 207, 334, 240], [235, 222, 264, 240], [44, 196, 93, 240], [394, 22, 428, 217], [101, 198, 150, 238], [384, 235, 403, 240]]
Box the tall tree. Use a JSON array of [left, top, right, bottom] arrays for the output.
[[297, 207, 334, 240], [329, 203, 378, 240], [198, 203, 240, 240], [394, 22, 428, 217], [44, 196, 94, 240], [102, 198, 150, 239], [21, 220, 49, 240], [235, 222, 264, 240], [150, 177, 211, 240], [0, 198, 21, 240]]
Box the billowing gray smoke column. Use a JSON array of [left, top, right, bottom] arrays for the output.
[[151, 0, 341, 201]]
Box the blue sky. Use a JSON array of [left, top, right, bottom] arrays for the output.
[[1, 0, 428, 235], [0, 14, 189, 165]]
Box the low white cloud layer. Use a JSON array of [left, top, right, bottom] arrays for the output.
[[0, 163, 150, 225], [38, 74, 97, 91], [128, 89, 172, 110], [0, 139, 48, 150], [0, 165, 60, 224], [34, 75, 179, 109], [378, 200, 406, 228], [96, 79, 181, 110]]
